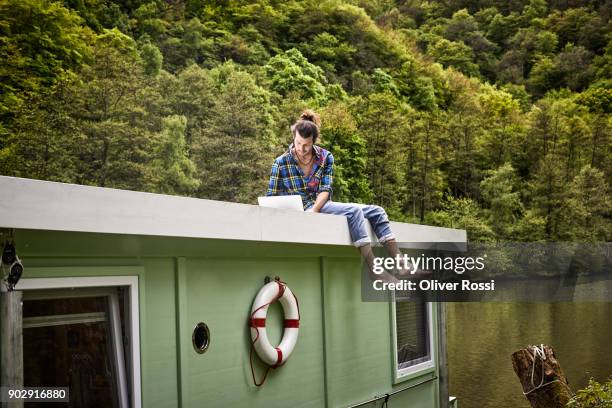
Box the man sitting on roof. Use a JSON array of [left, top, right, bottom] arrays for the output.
[[266, 109, 408, 282]]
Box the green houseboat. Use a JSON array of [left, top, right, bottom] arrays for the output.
[[0, 175, 464, 408]]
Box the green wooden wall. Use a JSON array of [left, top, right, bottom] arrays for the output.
[[2, 229, 442, 408]]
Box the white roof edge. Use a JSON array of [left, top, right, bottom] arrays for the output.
[[0, 176, 466, 245]]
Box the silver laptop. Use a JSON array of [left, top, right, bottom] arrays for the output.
[[258, 195, 304, 211]]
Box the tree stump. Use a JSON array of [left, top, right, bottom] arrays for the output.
[[511, 345, 572, 408]]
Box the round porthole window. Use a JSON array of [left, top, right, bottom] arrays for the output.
[[192, 322, 210, 354]]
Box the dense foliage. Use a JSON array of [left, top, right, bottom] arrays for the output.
[[0, 0, 610, 241], [567, 377, 612, 408]]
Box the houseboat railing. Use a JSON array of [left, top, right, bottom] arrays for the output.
[[346, 375, 438, 408]]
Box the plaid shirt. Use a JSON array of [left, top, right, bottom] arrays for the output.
[[266, 144, 334, 209]]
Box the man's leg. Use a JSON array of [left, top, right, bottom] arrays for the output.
[[358, 243, 400, 283], [358, 204, 394, 243], [318, 201, 369, 245], [320, 201, 398, 283], [382, 239, 414, 276], [358, 243, 375, 277], [358, 204, 426, 276]]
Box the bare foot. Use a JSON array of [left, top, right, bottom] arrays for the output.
[[368, 270, 401, 285]]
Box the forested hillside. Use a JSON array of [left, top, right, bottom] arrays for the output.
[[0, 0, 610, 241]]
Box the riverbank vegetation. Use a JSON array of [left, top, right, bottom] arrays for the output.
[[568, 377, 612, 407], [0, 0, 610, 241]]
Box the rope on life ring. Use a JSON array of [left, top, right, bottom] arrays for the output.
[[248, 277, 300, 386]]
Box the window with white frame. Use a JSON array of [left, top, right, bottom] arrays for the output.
[[393, 300, 434, 378], [15, 275, 141, 408]]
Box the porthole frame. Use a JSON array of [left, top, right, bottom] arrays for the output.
[[192, 322, 210, 354]]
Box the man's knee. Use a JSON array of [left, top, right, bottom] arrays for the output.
[[370, 205, 389, 220], [347, 205, 363, 219]]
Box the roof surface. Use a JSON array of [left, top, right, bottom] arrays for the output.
[[0, 176, 466, 245]]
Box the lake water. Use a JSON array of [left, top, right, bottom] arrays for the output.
[[447, 302, 612, 408]]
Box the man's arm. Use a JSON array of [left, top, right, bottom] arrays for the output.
[[311, 191, 329, 212], [266, 162, 283, 196], [312, 153, 334, 212]]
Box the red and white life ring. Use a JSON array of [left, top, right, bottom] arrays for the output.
[[249, 280, 300, 372]]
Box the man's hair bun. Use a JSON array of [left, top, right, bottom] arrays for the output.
[[291, 108, 321, 142], [300, 109, 321, 128]]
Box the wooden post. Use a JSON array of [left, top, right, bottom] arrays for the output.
[[1, 290, 23, 408], [511, 345, 571, 408]]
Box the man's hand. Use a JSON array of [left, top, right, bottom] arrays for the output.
[[311, 191, 330, 212]]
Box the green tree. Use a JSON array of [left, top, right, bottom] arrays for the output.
[[151, 115, 200, 195], [504, 28, 558, 81], [560, 165, 611, 241], [405, 111, 448, 222], [0, 0, 93, 132], [70, 29, 157, 190], [486, 12, 521, 46], [511, 209, 547, 241], [521, 0, 547, 23], [427, 38, 480, 77], [161, 17, 219, 70], [445, 9, 478, 43], [528, 56, 560, 96], [132, 2, 167, 41], [264, 48, 328, 104], [592, 39, 612, 87], [167, 64, 216, 145], [545, 8, 606, 53], [319, 101, 372, 203], [575, 87, 612, 181], [299, 32, 356, 79], [139, 41, 163, 76], [352, 92, 409, 216], [500, 83, 531, 112], [555, 44, 594, 92], [282, 1, 405, 76], [0, 78, 79, 181], [371, 68, 400, 96], [193, 62, 278, 203], [393, 58, 438, 111], [477, 86, 525, 169], [444, 71, 485, 199], [426, 196, 495, 242], [529, 154, 566, 239], [480, 163, 524, 238]]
